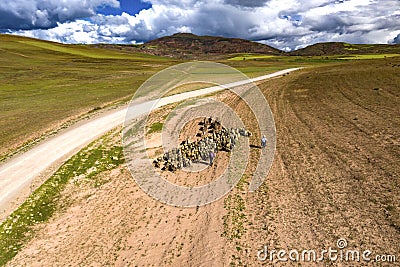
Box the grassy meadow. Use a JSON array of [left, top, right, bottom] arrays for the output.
[[0, 34, 179, 160]]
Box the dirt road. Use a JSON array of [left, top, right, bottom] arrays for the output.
[[0, 68, 300, 222]]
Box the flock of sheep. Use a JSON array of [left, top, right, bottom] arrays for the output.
[[153, 117, 251, 172]]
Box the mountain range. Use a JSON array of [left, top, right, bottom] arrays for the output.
[[91, 33, 400, 59]]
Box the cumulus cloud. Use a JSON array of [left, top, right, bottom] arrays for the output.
[[392, 33, 400, 44], [224, 0, 270, 8], [0, 0, 119, 30], [14, 20, 128, 44], [6, 0, 400, 50]]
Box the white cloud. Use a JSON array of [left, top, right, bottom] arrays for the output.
[[0, 0, 119, 30], [7, 0, 400, 50]]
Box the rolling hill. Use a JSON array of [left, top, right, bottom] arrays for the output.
[[94, 33, 283, 59], [290, 42, 400, 56], [95, 33, 400, 59], [142, 33, 283, 58]]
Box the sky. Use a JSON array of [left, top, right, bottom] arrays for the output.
[[1, 0, 400, 51]]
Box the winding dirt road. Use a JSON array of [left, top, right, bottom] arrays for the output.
[[0, 68, 301, 221]]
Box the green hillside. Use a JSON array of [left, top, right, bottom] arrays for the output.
[[290, 42, 400, 56], [0, 34, 179, 160]]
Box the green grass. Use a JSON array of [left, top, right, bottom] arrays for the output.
[[0, 132, 124, 266], [337, 54, 400, 60], [222, 176, 249, 241], [223, 56, 342, 78], [228, 54, 277, 61], [222, 194, 247, 240], [147, 122, 164, 134], [164, 82, 216, 97], [293, 42, 400, 56], [19, 40, 167, 61]]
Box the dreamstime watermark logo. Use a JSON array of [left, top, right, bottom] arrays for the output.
[[122, 62, 276, 207], [336, 238, 348, 249], [257, 238, 397, 263]]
